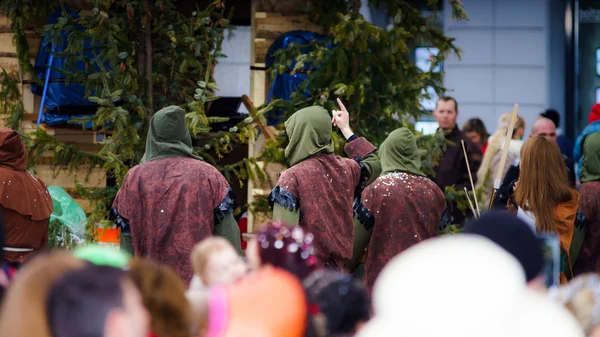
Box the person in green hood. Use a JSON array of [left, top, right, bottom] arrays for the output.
[[268, 98, 381, 271], [573, 131, 600, 274], [354, 127, 447, 295], [112, 105, 241, 284]]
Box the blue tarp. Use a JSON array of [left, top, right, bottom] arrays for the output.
[[265, 30, 327, 125], [31, 5, 103, 128]]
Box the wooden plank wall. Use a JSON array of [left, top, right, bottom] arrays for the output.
[[246, 1, 323, 233], [0, 13, 106, 214]]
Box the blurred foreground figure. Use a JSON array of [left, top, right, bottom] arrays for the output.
[[360, 235, 583, 337], [205, 266, 308, 337], [47, 265, 150, 337], [112, 106, 241, 283], [190, 236, 246, 289], [0, 252, 84, 337], [0, 127, 53, 263], [354, 127, 446, 295], [553, 273, 600, 337]]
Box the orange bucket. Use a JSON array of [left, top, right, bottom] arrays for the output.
[[97, 228, 120, 243]]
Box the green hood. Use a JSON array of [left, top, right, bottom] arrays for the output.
[[284, 106, 334, 166], [379, 127, 424, 176], [141, 105, 202, 163], [581, 131, 600, 183]]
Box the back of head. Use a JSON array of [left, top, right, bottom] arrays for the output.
[[379, 127, 423, 176], [284, 106, 334, 166], [191, 237, 234, 280], [553, 273, 600, 335], [207, 266, 308, 337], [0, 126, 27, 171], [581, 131, 600, 183], [128, 258, 191, 337], [0, 251, 84, 337], [372, 236, 526, 337], [303, 270, 370, 336], [516, 136, 574, 232], [589, 104, 600, 124], [47, 265, 130, 337], [255, 221, 319, 280], [463, 212, 543, 282], [73, 244, 131, 268]]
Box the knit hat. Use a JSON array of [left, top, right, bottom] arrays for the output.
[[589, 104, 600, 124], [463, 212, 544, 282]]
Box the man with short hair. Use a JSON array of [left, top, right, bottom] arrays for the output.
[[540, 109, 573, 161], [431, 96, 482, 225], [47, 265, 149, 337], [495, 117, 576, 208]]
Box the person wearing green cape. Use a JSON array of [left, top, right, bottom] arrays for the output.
[[573, 131, 600, 274], [268, 99, 381, 271], [354, 127, 446, 295], [112, 106, 241, 284]]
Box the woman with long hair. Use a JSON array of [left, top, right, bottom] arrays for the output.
[[512, 136, 579, 283], [477, 113, 526, 204]]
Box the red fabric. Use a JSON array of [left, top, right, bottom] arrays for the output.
[[589, 104, 600, 124], [481, 141, 488, 155], [362, 172, 446, 296], [113, 157, 230, 283], [275, 137, 375, 270]]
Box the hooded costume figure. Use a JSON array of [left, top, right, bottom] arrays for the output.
[[355, 128, 446, 295], [0, 127, 53, 263], [268, 106, 380, 271], [574, 131, 600, 274], [112, 106, 241, 283]]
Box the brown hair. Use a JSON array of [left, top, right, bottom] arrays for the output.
[[191, 237, 234, 282], [128, 258, 192, 337], [515, 136, 575, 232], [0, 251, 85, 337], [462, 118, 490, 144], [437, 96, 458, 111]]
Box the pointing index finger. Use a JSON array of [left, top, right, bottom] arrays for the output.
[[336, 98, 347, 113]]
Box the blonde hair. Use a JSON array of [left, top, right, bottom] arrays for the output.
[[554, 274, 600, 335], [0, 251, 84, 337], [515, 136, 575, 232], [477, 113, 526, 187], [191, 237, 235, 282]]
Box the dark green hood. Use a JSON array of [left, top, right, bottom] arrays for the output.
[[379, 127, 424, 176], [581, 131, 600, 183], [141, 105, 202, 163], [284, 106, 334, 166]]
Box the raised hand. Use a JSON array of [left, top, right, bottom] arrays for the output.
[[332, 98, 354, 139]]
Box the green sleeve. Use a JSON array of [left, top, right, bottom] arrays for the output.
[[360, 150, 382, 186], [215, 213, 243, 254], [272, 203, 300, 226], [120, 234, 133, 255], [351, 217, 372, 270]]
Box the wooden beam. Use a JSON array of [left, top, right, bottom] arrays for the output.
[[255, 12, 322, 40], [34, 165, 107, 189]]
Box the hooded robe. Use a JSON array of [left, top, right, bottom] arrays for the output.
[[574, 131, 600, 274], [112, 106, 241, 283], [358, 128, 446, 295], [268, 106, 381, 271], [0, 127, 53, 263]]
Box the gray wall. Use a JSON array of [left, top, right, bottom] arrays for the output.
[[444, 0, 564, 137]]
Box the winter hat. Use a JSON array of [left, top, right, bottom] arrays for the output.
[[372, 236, 526, 337], [589, 104, 600, 124], [463, 212, 544, 282]]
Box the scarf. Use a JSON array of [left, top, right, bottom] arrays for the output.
[[379, 127, 424, 176], [284, 106, 334, 167], [581, 131, 600, 183], [141, 106, 202, 163]]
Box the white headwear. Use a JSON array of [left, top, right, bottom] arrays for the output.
[[372, 235, 526, 337]]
